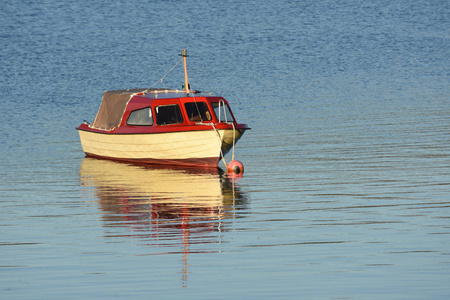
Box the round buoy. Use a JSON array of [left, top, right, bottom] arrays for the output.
[[227, 160, 244, 176]]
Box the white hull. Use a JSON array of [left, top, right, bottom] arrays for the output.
[[78, 128, 243, 167]]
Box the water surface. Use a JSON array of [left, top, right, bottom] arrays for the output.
[[1, 0, 449, 299]]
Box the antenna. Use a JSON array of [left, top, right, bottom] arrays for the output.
[[180, 49, 190, 96]]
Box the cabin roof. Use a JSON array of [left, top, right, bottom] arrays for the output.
[[107, 88, 212, 99]]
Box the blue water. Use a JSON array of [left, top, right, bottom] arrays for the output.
[[1, 0, 449, 299]]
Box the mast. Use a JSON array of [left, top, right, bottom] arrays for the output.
[[181, 49, 190, 96]]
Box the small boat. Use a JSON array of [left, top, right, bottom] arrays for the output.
[[77, 49, 250, 169]]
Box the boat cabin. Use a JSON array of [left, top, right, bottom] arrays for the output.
[[80, 88, 242, 134]]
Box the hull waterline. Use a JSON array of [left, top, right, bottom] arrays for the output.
[[78, 127, 246, 168]]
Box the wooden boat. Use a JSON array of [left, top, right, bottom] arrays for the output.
[[77, 49, 249, 168]]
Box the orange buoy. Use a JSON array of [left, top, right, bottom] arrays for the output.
[[227, 160, 244, 176]]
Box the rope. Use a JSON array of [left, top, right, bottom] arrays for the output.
[[147, 57, 183, 90], [192, 94, 204, 122], [211, 122, 237, 170], [212, 123, 227, 169], [231, 122, 236, 161]]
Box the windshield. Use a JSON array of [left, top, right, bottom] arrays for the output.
[[211, 101, 235, 123], [185, 102, 212, 122]]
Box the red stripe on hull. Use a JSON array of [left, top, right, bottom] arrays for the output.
[[84, 153, 220, 168]]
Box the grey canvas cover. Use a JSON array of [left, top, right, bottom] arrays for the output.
[[90, 89, 146, 131]]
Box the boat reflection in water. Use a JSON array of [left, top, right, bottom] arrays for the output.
[[79, 157, 248, 287]]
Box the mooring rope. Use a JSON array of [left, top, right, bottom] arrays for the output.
[[231, 122, 236, 161], [211, 122, 238, 170], [211, 123, 228, 169]]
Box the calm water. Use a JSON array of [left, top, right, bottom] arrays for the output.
[[1, 0, 449, 299]]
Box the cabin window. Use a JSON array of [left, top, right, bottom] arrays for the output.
[[184, 102, 212, 122], [155, 104, 183, 125], [211, 102, 235, 123], [127, 107, 154, 126]]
